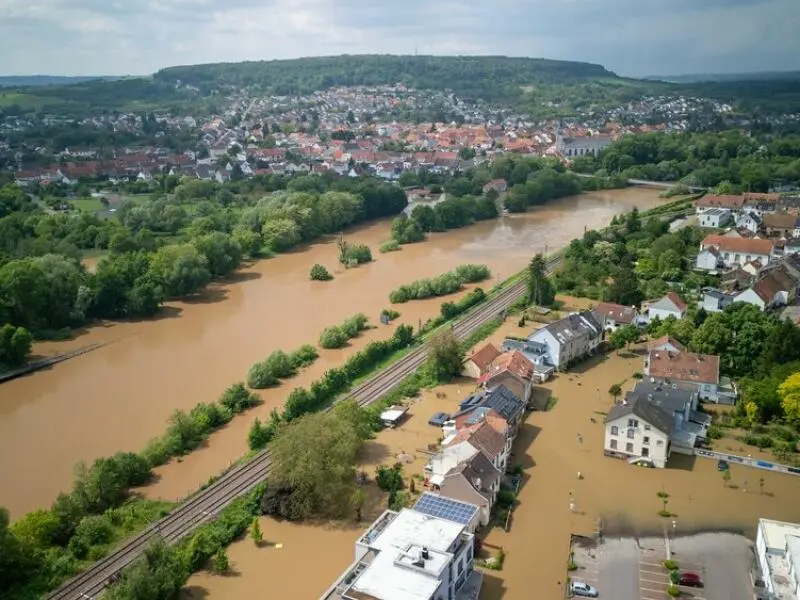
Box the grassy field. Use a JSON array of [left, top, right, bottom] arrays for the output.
[[70, 197, 106, 213]]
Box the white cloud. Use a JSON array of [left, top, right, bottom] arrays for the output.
[[0, 0, 797, 76]]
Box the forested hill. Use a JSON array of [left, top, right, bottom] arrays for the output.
[[154, 54, 617, 100], [0, 75, 122, 87]]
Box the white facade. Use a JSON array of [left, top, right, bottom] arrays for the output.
[[604, 414, 671, 468], [322, 508, 478, 600], [695, 249, 720, 271], [646, 296, 686, 322], [734, 288, 767, 311], [756, 518, 800, 600], [736, 212, 762, 234], [425, 442, 479, 479], [698, 208, 732, 228], [701, 290, 735, 313]]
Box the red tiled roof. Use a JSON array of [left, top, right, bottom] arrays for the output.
[[695, 195, 746, 209], [465, 343, 501, 374], [647, 349, 719, 385], [480, 351, 534, 383], [648, 335, 685, 352], [701, 234, 774, 256]]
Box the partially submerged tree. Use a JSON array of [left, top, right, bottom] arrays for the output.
[[527, 253, 555, 307], [426, 329, 463, 382]]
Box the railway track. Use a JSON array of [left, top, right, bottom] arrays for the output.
[[48, 255, 561, 600]]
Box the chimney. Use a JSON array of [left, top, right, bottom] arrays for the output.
[[421, 547, 430, 560]]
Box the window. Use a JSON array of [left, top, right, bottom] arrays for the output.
[[644, 424, 651, 431], [657, 440, 664, 446], [626, 442, 634, 453], [643, 436, 650, 445], [642, 447, 650, 457], [627, 419, 638, 428], [627, 429, 635, 439], [610, 439, 617, 450], [467, 546, 473, 562], [457, 560, 464, 576], [610, 426, 619, 436]]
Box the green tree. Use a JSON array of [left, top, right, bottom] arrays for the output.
[[212, 548, 229, 574], [250, 517, 263, 545], [147, 244, 210, 297], [319, 326, 348, 349], [261, 218, 301, 252], [265, 409, 366, 520], [609, 325, 638, 350], [426, 329, 463, 382], [608, 268, 643, 306], [608, 383, 622, 402], [778, 372, 800, 426], [0, 324, 33, 366], [527, 254, 555, 307], [192, 232, 242, 277]]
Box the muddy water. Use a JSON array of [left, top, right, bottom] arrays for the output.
[[0, 188, 664, 519], [183, 306, 800, 600]]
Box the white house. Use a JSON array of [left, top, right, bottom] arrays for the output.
[[592, 302, 639, 331], [646, 292, 687, 322], [736, 211, 763, 234], [755, 518, 800, 600], [701, 288, 736, 313], [735, 266, 798, 311], [644, 346, 725, 402], [700, 234, 774, 270], [603, 398, 673, 468], [426, 441, 479, 480], [695, 247, 721, 271], [320, 507, 481, 600], [698, 208, 733, 228], [525, 311, 603, 370]]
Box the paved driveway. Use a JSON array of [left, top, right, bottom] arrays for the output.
[[672, 533, 754, 600]]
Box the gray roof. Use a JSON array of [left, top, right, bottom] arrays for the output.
[[448, 451, 502, 493], [501, 338, 547, 354], [605, 397, 675, 435], [561, 136, 612, 149], [541, 311, 602, 344], [454, 385, 524, 423]]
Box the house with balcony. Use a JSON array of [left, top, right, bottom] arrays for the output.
[[320, 507, 482, 600], [628, 380, 711, 451], [499, 337, 554, 382], [520, 311, 603, 371], [755, 518, 800, 600], [603, 397, 674, 468]]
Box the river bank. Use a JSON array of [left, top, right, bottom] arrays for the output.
[[0, 187, 665, 519]]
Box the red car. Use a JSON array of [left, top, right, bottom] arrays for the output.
[[679, 572, 703, 587]]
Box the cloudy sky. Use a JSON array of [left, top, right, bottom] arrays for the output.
[[1, 0, 798, 77]]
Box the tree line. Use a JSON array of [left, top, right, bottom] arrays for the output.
[[389, 264, 490, 303]]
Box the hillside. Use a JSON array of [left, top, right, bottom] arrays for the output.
[[644, 71, 800, 84], [0, 75, 122, 87], [0, 55, 798, 119]]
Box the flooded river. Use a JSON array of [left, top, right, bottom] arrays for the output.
[[0, 188, 664, 519]]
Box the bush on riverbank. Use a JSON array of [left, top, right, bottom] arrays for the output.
[[337, 237, 372, 267], [0, 323, 33, 367], [379, 239, 401, 253], [246, 345, 320, 389], [319, 314, 369, 349], [389, 264, 490, 303]]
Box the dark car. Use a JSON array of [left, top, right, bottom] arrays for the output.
[[679, 572, 703, 587], [428, 412, 451, 427], [717, 459, 729, 471]]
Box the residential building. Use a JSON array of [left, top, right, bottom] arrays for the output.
[[430, 452, 502, 527], [755, 518, 800, 600], [698, 208, 733, 228], [478, 351, 535, 405], [320, 507, 481, 600], [644, 345, 725, 402], [648, 335, 685, 354], [735, 266, 798, 311], [695, 247, 721, 272], [699, 234, 774, 270], [499, 337, 554, 382], [603, 397, 673, 468], [556, 132, 612, 157], [523, 311, 603, 370], [592, 302, 639, 331], [646, 292, 687, 322], [461, 343, 500, 379], [763, 213, 800, 238], [442, 408, 512, 472], [736, 211, 763, 235], [694, 194, 747, 214], [628, 380, 711, 450], [452, 385, 525, 440], [413, 492, 482, 534], [701, 288, 736, 313]]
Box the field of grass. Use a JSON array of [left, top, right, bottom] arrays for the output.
[[70, 197, 106, 213]]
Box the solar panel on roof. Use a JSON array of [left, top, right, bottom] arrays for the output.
[[413, 493, 478, 526]]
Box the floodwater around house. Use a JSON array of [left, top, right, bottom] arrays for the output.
[[181, 308, 800, 600], [0, 187, 665, 519]]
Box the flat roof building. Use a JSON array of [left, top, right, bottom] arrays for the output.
[[321, 508, 482, 600], [756, 518, 800, 599]]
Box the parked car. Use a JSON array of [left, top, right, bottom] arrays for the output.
[[717, 459, 729, 471], [428, 412, 450, 427], [679, 572, 703, 587], [570, 580, 599, 597]]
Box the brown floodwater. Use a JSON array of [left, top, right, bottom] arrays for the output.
[[181, 306, 800, 600], [0, 188, 665, 519]]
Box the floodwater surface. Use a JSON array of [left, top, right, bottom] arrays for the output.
[[181, 307, 800, 600], [0, 188, 664, 518]]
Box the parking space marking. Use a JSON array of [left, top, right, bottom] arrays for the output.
[[641, 595, 666, 600], [641, 577, 669, 586], [640, 560, 665, 568], [640, 586, 667, 596]]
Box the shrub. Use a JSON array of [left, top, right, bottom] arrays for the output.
[[707, 424, 724, 439], [263, 350, 295, 379], [376, 464, 404, 492], [669, 569, 680, 584], [309, 263, 333, 281], [379, 240, 401, 253], [319, 326, 349, 349], [663, 559, 678, 571], [389, 265, 490, 303], [289, 344, 318, 368], [667, 584, 680, 597], [247, 361, 279, 389], [341, 313, 369, 337], [497, 489, 517, 508], [381, 309, 400, 322]]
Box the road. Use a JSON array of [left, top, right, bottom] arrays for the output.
[[571, 172, 707, 192], [48, 257, 559, 600]]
